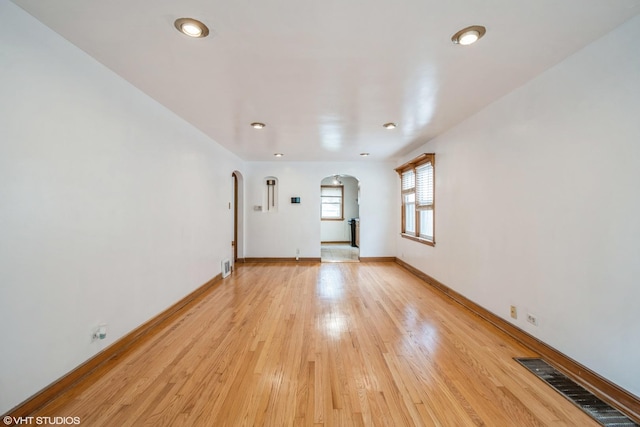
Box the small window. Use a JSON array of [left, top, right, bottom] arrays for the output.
[[395, 153, 435, 245], [321, 185, 344, 220]]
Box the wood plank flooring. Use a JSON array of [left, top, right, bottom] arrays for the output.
[[33, 262, 598, 426]]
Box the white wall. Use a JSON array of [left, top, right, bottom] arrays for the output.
[[245, 162, 397, 259], [320, 176, 359, 242], [398, 15, 640, 397], [6, 0, 637, 414], [0, 2, 244, 413]]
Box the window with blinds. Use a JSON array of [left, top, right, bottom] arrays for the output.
[[321, 185, 344, 220], [395, 153, 435, 245]]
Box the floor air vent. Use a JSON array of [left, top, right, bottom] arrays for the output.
[[515, 358, 639, 426]]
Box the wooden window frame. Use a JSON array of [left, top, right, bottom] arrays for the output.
[[321, 185, 344, 221], [395, 153, 435, 246]]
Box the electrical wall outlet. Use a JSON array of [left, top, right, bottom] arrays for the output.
[[527, 313, 538, 326], [92, 324, 107, 341], [510, 305, 517, 319]]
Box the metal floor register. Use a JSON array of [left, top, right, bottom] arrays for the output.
[[514, 358, 639, 427]]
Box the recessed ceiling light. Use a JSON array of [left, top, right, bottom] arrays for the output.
[[360, 153, 370, 157], [174, 18, 210, 38], [251, 122, 266, 129], [451, 25, 486, 46], [383, 122, 397, 129], [274, 153, 284, 157]]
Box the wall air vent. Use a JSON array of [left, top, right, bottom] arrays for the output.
[[221, 259, 231, 278]]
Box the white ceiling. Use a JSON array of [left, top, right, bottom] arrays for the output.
[[11, 0, 640, 162]]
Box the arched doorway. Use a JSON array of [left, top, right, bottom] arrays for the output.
[[320, 174, 360, 262]]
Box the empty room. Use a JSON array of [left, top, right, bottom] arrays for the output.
[[1, 0, 639, 425]]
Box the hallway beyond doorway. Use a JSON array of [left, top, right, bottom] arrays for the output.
[[321, 242, 359, 262]]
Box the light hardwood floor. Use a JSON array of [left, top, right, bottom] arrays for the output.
[[34, 262, 598, 426]]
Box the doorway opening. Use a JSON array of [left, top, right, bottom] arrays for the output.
[[320, 174, 360, 262], [232, 171, 244, 264]]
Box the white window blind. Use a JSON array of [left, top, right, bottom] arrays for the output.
[[322, 186, 342, 198], [416, 162, 433, 209], [401, 170, 415, 192]]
